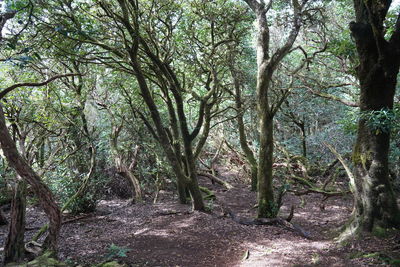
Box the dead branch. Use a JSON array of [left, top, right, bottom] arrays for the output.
[[25, 214, 93, 231], [323, 142, 355, 192], [198, 172, 233, 190]]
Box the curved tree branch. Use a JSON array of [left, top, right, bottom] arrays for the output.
[[0, 73, 82, 100]]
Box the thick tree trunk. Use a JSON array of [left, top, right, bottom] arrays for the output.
[[131, 59, 204, 210], [257, 114, 276, 218], [352, 121, 400, 231], [183, 140, 205, 211], [345, 0, 400, 236], [120, 168, 142, 203], [4, 179, 26, 264], [176, 177, 188, 204], [0, 105, 61, 253]]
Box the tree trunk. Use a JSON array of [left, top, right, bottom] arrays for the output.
[[0, 207, 7, 225], [257, 113, 276, 218], [176, 177, 188, 204], [344, 0, 400, 236], [231, 64, 258, 191], [351, 120, 400, 231], [183, 140, 205, 211], [130, 59, 202, 209], [243, 0, 304, 218], [119, 167, 142, 202], [299, 122, 307, 159], [110, 126, 142, 202], [0, 104, 61, 253], [3, 179, 26, 264]]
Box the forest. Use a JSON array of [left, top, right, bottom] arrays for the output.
[[0, 0, 399, 266]]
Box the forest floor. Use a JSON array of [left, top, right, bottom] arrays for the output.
[[1, 166, 399, 266]]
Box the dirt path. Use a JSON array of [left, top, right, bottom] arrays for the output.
[[0, 169, 399, 266]]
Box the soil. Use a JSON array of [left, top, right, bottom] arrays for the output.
[[0, 166, 399, 267]]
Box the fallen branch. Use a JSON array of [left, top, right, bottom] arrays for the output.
[[289, 188, 350, 197], [198, 172, 233, 190], [224, 207, 311, 239], [199, 186, 216, 200], [289, 173, 350, 197], [25, 214, 93, 231], [324, 142, 355, 193]]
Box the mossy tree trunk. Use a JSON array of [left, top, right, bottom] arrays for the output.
[[345, 0, 400, 235], [243, 0, 307, 218], [3, 179, 27, 264], [0, 105, 61, 253], [229, 61, 258, 191]]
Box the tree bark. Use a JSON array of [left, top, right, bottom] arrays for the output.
[[243, 0, 305, 218], [344, 0, 400, 236], [110, 125, 142, 202], [230, 63, 258, 191], [3, 179, 26, 264], [0, 104, 61, 253], [257, 112, 276, 217], [0, 207, 7, 225], [130, 57, 204, 210]]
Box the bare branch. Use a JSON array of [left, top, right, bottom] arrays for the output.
[[305, 86, 359, 107], [0, 73, 82, 100]]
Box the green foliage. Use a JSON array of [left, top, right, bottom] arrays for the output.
[[105, 244, 131, 261], [328, 38, 356, 59], [361, 106, 400, 134], [338, 109, 359, 134], [49, 169, 109, 214]]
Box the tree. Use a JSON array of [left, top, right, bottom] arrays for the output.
[[37, 0, 250, 211], [0, 5, 85, 257], [243, 0, 314, 218], [342, 0, 400, 237], [0, 104, 61, 254]]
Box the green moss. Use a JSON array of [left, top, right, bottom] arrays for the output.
[[5, 251, 68, 267], [351, 142, 373, 169], [372, 225, 388, 238], [95, 261, 128, 267]]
